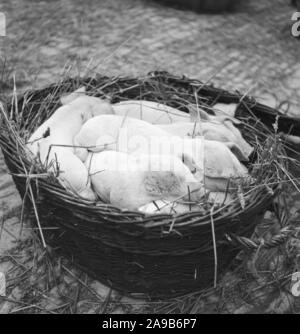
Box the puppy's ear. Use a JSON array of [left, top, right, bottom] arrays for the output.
[[225, 142, 248, 162], [60, 87, 86, 105]]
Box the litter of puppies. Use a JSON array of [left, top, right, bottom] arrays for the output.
[[26, 87, 253, 215]]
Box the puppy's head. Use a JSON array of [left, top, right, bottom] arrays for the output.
[[61, 87, 115, 122], [60, 87, 87, 105]]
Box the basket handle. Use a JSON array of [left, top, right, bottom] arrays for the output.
[[225, 226, 293, 251]]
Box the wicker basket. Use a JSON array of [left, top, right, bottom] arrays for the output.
[[0, 72, 288, 299]]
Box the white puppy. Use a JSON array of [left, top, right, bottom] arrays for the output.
[[74, 114, 172, 161], [27, 87, 114, 159], [86, 151, 204, 211], [113, 100, 190, 124], [26, 88, 114, 200], [158, 120, 253, 161]]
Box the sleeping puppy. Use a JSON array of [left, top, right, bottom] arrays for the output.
[[27, 87, 114, 158], [112, 100, 252, 159], [26, 88, 114, 200], [86, 151, 204, 211], [113, 100, 238, 125], [158, 120, 253, 161], [73, 114, 173, 161], [112, 100, 190, 124], [180, 137, 249, 192]]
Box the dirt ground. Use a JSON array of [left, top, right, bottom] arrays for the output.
[[0, 0, 300, 314]]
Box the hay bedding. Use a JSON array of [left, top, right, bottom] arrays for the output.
[[0, 71, 293, 298]]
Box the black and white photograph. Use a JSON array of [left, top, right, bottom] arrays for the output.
[[0, 0, 300, 316]]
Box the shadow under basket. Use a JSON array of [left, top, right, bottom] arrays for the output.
[[0, 71, 288, 299]]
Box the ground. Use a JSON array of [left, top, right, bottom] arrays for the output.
[[0, 0, 300, 314]]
